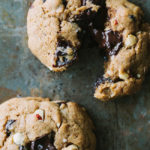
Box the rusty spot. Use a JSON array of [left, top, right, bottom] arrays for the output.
[[16, 46, 20, 51]]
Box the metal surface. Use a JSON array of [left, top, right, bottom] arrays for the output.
[[0, 0, 150, 150]]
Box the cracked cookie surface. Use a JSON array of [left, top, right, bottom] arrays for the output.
[[0, 97, 96, 150], [27, 0, 100, 72], [94, 0, 150, 101]]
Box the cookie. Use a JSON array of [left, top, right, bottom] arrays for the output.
[[0, 97, 96, 150], [27, 0, 100, 72], [93, 0, 150, 101], [27, 0, 150, 101]]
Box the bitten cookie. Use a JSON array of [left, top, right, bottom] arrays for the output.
[[0, 97, 96, 150], [27, 0, 100, 72], [93, 0, 150, 101]]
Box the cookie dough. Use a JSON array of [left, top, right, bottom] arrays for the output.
[[93, 0, 150, 101], [27, 0, 100, 72], [0, 97, 96, 150]]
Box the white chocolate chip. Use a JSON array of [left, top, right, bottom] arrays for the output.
[[56, 5, 64, 13], [61, 107, 68, 116], [62, 145, 78, 150], [57, 123, 61, 128], [13, 133, 25, 145], [125, 34, 137, 48], [60, 103, 66, 109], [46, 0, 64, 14], [34, 109, 44, 121], [137, 74, 141, 78], [119, 71, 129, 80], [48, 66, 53, 71], [63, 138, 68, 143], [47, 0, 62, 9]]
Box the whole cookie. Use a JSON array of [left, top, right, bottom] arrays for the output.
[[92, 0, 150, 101], [0, 97, 96, 150], [27, 0, 100, 72]]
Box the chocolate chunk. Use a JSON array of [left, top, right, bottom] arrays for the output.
[[81, 0, 103, 5], [74, 8, 97, 28], [103, 30, 122, 56], [90, 28, 123, 56], [53, 37, 77, 68], [129, 15, 136, 22], [95, 77, 124, 87], [88, 0, 107, 30], [57, 37, 69, 48], [95, 77, 113, 87], [19, 142, 32, 150], [23, 132, 57, 150], [88, 25, 102, 44], [31, 132, 56, 150], [42, 0, 46, 3], [88, 1, 122, 56], [5, 120, 16, 137]]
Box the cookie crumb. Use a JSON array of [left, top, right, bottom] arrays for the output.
[[57, 123, 61, 128]]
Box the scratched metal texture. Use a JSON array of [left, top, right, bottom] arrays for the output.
[[0, 0, 150, 150]]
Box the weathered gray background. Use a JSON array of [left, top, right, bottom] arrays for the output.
[[0, 0, 150, 150]]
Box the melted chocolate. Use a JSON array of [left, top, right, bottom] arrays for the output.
[[57, 37, 70, 48], [5, 120, 16, 137], [95, 77, 113, 87], [74, 8, 97, 28], [85, 0, 123, 56], [73, 0, 108, 50], [90, 26, 123, 56], [53, 37, 77, 68], [81, 0, 104, 5], [77, 0, 106, 28], [21, 132, 56, 150], [102, 30, 122, 56]]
